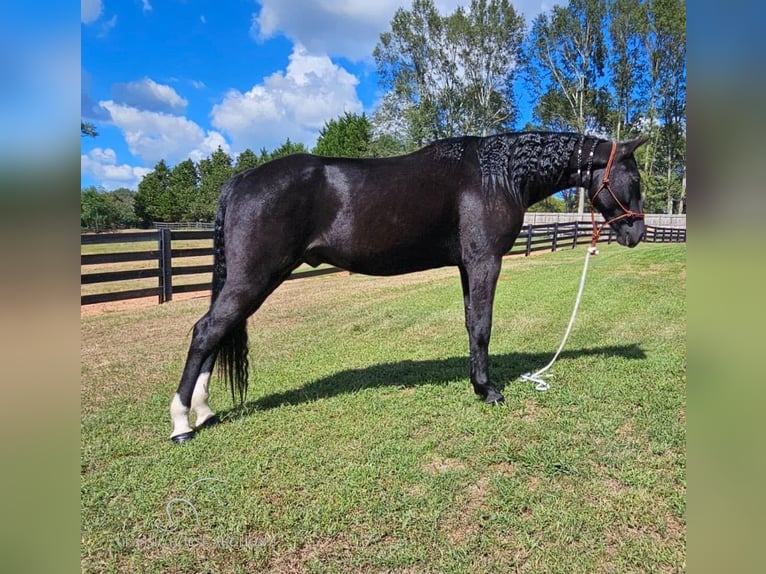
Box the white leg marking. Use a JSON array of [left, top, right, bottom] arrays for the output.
[[170, 393, 193, 438], [191, 371, 216, 426]]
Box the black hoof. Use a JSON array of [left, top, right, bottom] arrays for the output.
[[483, 391, 505, 405], [170, 431, 196, 444], [195, 414, 220, 430]]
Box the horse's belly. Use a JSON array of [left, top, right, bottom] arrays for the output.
[[304, 240, 457, 276]]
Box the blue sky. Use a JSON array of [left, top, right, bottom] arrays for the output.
[[81, 0, 560, 190]]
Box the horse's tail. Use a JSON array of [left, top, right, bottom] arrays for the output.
[[212, 181, 249, 405]]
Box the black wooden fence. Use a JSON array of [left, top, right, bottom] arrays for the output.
[[81, 222, 686, 306]]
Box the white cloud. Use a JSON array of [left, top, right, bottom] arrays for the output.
[[142, 0, 152, 13], [210, 45, 362, 152], [250, 1, 556, 61], [81, 0, 102, 24], [81, 147, 152, 190], [251, 0, 402, 61], [112, 77, 188, 113], [100, 100, 230, 165]]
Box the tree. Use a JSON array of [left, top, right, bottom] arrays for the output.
[[109, 188, 141, 228], [81, 186, 120, 231], [135, 159, 171, 223], [234, 148, 260, 173], [313, 112, 373, 158], [368, 132, 409, 158], [267, 139, 309, 161], [524, 0, 608, 212], [455, 0, 525, 135], [630, 0, 686, 214], [527, 194, 566, 213], [374, 0, 525, 146], [196, 147, 233, 221], [81, 186, 142, 230], [525, 0, 608, 134], [607, 0, 648, 140], [653, 0, 686, 214], [169, 159, 199, 221]]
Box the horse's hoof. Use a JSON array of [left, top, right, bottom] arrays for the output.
[[170, 431, 196, 444], [195, 414, 220, 430], [484, 392, 505, 405]]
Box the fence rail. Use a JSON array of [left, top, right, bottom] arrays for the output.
[[81, 222, 686, 306], [152, 221, 216, 230]]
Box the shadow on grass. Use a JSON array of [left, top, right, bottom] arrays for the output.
[[217, 344, 645, 421]]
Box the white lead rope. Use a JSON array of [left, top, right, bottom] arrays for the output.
[[520, 245, 598, 391]]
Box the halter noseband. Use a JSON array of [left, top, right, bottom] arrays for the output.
[[586, 141, 644, 248]]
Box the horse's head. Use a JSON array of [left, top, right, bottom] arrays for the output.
[[587, 137, 648, 248]]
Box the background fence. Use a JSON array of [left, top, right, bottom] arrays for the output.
[[523, 212, 685, 227], [153, 213, 687, 230], [81, 221, 686, 306]]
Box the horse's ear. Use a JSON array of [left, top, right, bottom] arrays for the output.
[[620, 136, 649, 156]]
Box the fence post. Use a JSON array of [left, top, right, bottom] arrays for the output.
[[159, 228, 173, 303], [572, 221, 579, 248], [525, 224, 533, 256], [551, 222, 559, 252]]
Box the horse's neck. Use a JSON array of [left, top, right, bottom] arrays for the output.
[[521, 133, 585, 208]]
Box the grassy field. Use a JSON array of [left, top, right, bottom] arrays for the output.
[[81, 242, 686, 573]]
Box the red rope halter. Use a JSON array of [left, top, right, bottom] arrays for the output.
[[589, 141, 644, 248]]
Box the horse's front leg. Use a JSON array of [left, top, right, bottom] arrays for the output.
[[459, 257, 504, 404]]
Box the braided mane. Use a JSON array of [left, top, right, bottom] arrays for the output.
[[477, 132, 580, 207]]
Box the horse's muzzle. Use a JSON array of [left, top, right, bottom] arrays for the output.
[[617, 220, 646, 248]]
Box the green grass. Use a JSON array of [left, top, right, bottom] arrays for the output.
[[81, 243, 686, 573]]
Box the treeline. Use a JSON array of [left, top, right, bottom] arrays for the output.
[[81, 187, 142, 232], [82, 0, 684, 230]]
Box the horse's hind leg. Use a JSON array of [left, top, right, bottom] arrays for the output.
[[170, 353, 218, 441], [169, 284, 254, 442], [169, 260, 300, 442], [190, 353, 219, 429]]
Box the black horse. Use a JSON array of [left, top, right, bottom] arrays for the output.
[[169, 131, 647, 443]]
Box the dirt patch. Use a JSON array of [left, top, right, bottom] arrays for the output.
[[423, 455, 467, 475], [445, 476, 489, 545], [267, 534, 354, 573], [81, 291, 211, 317], [488, 461, 516, 476], [519, 399, 547, 421]]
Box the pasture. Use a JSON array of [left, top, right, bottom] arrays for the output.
[[81, 243, 686, 573]]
